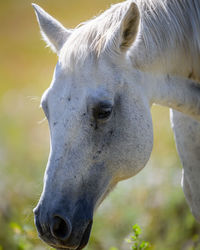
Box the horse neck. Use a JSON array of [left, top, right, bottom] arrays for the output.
[[130, 0, 200, 80], [131, 41, 191, 77]]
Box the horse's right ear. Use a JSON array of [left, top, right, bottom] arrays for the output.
[[119, 2, 140, 52], [32, 3, 71, 54]]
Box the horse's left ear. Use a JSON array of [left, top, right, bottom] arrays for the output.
[[32, 3, 71, 54], [119, 2, 140, 52]]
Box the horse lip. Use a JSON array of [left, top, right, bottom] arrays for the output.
[[77, 220, 93, 250]]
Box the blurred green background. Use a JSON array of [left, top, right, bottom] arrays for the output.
[[0, 0, 200, 249]]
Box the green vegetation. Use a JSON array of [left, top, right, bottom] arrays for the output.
[[128, 224, 150, 250], [0, 1, 200, 249], [110, 224, 150, 250]]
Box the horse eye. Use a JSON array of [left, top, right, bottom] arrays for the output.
[[97, 107, 112, 119], [93, 102, 113, 121]]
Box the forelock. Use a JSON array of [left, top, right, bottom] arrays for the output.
[[59, 1, 132, 70]]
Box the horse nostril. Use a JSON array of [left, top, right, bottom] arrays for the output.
[[50, 215, 72, 241]]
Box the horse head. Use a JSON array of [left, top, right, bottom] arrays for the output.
[[32, 2, 156, 249]]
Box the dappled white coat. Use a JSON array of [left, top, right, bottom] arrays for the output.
[[32, 0, 200, 249]]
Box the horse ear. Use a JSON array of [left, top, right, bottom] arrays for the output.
[[119, 2, 140, 52], [32, 3, 71, 54]]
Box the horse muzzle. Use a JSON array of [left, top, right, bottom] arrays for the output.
[[33, 201, 93, 249]]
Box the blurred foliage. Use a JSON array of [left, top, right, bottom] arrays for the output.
[[109, 224, 151, 250], [126, 224, 150, 250], [0, 0, 200, 249]]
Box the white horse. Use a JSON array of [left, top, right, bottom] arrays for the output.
[[32, 1, 200, 249]]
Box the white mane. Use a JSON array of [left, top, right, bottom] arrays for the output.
[[60, 1, 130, 69], [60, 0, 200, 70]]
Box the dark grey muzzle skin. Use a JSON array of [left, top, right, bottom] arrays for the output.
[[34, 198, 94, 250], [34, 161, 111, 249]]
